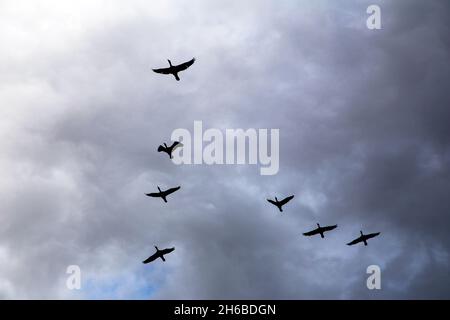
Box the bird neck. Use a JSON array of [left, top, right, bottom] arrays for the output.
[[168, 60, 172, 67], [317, 223, 321, 228]]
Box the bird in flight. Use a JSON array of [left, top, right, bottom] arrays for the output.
[[146, 186, 181, 203], [303, 223, 337, 238], [267, 195, 294, 212], [158, 141, 183, 159], [347, 230, 380, 246], [152, 57, 195, 81], [143, 246, 175, 264]]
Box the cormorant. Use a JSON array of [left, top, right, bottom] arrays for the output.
[[267, 195, 294, 212], [152, 58, 195, 81], [303, 223, 337, 238], [143, 246, 175, 264], [146, 186, 181, 203], [158, 141, 183, 159], [347, 230, 380, 246]]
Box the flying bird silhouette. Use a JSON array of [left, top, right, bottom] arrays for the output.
[[347, 230, 380, 246], [303, 223, 337, 238], [158, 141, 183, 159], [267, 195, 294, 212], [152, 58, 195, 81], [143, 246, 175, 264], [146, 186, 181, 203]]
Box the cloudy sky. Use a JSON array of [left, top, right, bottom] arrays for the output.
[[0, 0, 449, 299]]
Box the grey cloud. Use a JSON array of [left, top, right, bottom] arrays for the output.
[[0, 0, 448, 299]]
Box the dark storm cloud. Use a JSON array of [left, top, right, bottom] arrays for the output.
[[0, 0, 448, 299]]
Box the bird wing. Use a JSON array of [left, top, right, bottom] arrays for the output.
[[152, 67, 172, 74], [170, 141, 183, 151], [323, 225, 338, 232], [366, 232, 380, 240], [142, 253, 159, 264], [267, 199, 277, 206], [303, 229, 319, 236], [163, 186, 181, 196], [145, 192, 160, 197], [346, 237, 362, 246], [279, 195, 294, 206], [157, 145, 167, 152], [160, 247, 175, 255], [175, 58, 195, 72]]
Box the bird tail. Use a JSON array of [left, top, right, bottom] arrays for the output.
[[174, 73, 180, 81]]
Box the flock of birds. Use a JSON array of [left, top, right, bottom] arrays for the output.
[[142, 58, 381, 264], [266, 195, 380, 244]]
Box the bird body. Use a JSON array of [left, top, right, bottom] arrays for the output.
[[158, 141, 183, 159], [146, 186, 181, 203], [347, 231, 380, 246], [267, 195, 294, 212], [143, 246, 175, 264], [303, 223, 337, 238], [152, 58, 195, 81]]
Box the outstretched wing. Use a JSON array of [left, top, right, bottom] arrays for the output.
[[303, 229, 319, 236], [157, 145, 167, 153], [175, 58, 195, 72], [145, 192, 160, 197], [366, 232, 380, 240], [152, 67, 171, 74], [160, 247, 175, 255], [142, 253, 159, 264], [267, 199, 277, 206], [346, 237, 362, 246], [323, 225, 338, 232], [163, 186, 181, 196], [279, 195, 294, 206], [170, 141, 183, 151]]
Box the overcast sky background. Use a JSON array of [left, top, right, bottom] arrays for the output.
[[0, 0, 449, 299]]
